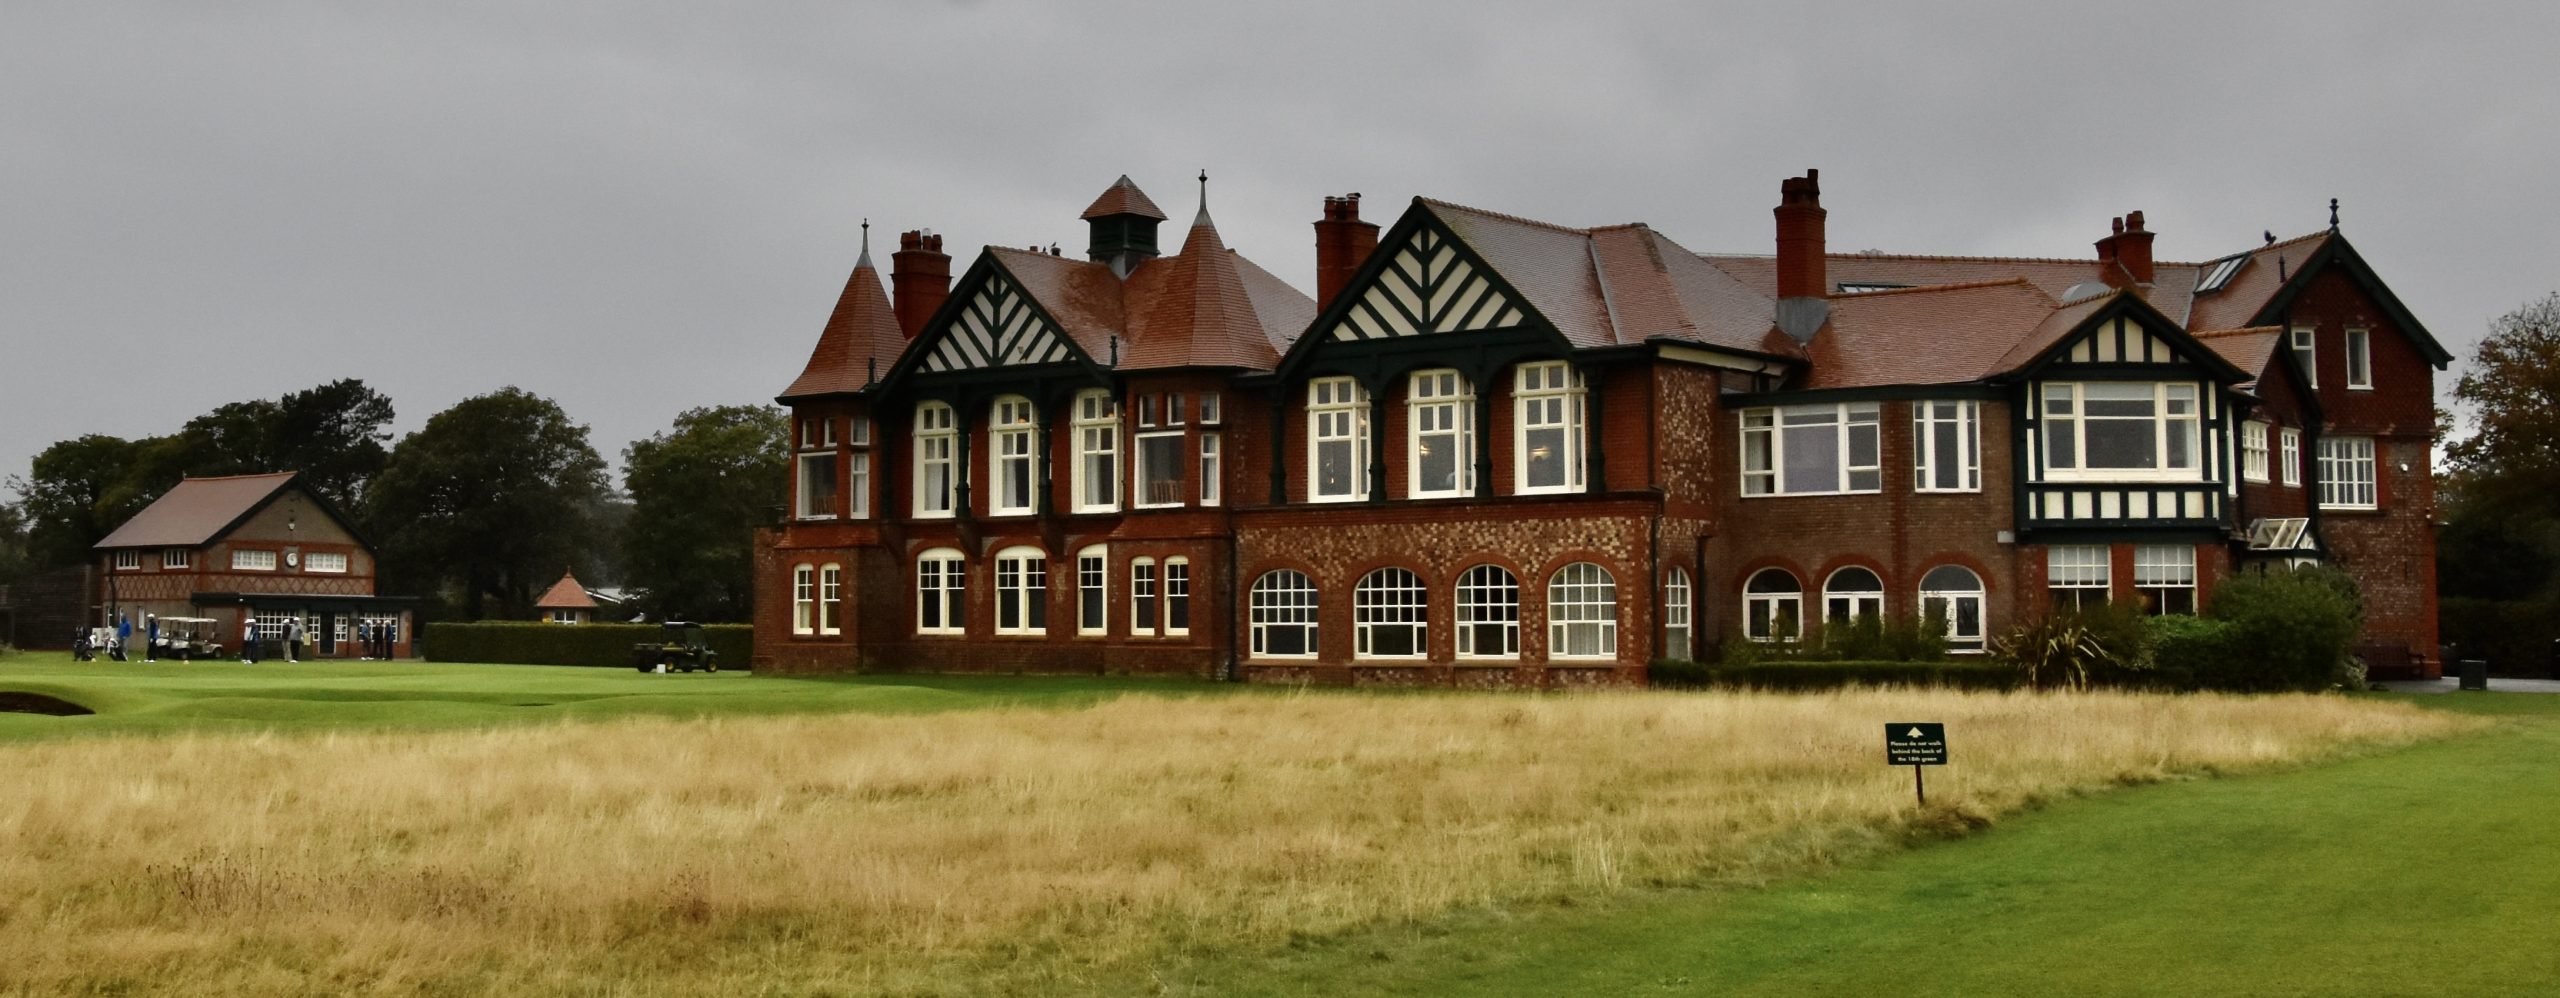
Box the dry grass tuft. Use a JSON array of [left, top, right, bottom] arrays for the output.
[[0, 688, 2471, 995]]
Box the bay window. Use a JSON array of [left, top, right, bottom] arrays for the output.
[[914, 402, 957, 517], [1136, 431, 1184, 507], [1074, 390, 1120, 513], [2039, 382, 2201, 479], [1742, 403, 1881, 496], [1515, 362, 1585, 494], [991, 397, 1037, 516], [1409, 369, 1473, 498], [1309, 377, 1369, 501], [796, 451, 837, 520], [1913, 400, 1980, 492], [2319, 436, 2378, 509]]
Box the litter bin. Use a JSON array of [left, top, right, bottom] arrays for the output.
[[2459, 659, 2489, 692]]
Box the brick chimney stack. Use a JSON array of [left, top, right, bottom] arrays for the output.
[[1313, 193, 1381, 305], [2095, 211, 2156, 288], [1774, 169, 1827, 300], [891, 230, 951, 339]]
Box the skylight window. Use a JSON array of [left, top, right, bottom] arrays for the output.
[[2195, 255, 2246, 293], [1835, 282, 1909, 295]]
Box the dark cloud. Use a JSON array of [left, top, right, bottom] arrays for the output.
[[8, 2, 2555, 495]]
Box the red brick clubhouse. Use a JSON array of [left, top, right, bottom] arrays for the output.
[[752, 172, 2448, 684]]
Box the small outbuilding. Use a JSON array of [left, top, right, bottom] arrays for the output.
[[534, 570, 599, 625]]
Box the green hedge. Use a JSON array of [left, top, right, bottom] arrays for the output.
[[1650, 659, 2016, 691], [422, 622, 754, 668]]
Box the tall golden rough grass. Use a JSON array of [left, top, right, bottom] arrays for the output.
[[0, 689, 2471, 995]]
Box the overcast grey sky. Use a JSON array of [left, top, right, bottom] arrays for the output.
[[7, 2, 2556, 500]]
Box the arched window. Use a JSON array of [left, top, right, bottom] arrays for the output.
[[994, 546, 1047, 635], [914, 402, 958, 517], [1662, 568, 1693, 661], [1455, 565, 1520, 658], [1919, 566, 1986, 652], [990, 396, 1037, 515], [1744, 569, 1802, 643], [791, 563, 816, 636], [1250, 570, 1318, 657], [1822, 567, 1885, 628], [916, 547, 966, 635], [1355, 567, 1427, 658], [1548, 562, 1617, 658], [819, 563, 843, 636], [1408, 369, 1474, 498], [1309, 377, 1371, 502], [1073, 390, 1120, 513]]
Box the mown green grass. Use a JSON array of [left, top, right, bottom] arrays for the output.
[[0, 653, 1239, 743], [1146, 691, 2560, 997]]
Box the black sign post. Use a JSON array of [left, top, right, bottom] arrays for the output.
[[1885, 722, 1948, 806]]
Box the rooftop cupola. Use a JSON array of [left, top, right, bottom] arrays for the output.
[[1081, 174, 1169, 279]]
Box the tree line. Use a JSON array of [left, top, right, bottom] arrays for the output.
[[2439, 292, 2560, 670], [0, 382, 785, 625]]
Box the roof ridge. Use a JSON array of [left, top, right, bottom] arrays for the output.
[[178, 471, 297, 483], [2192, 325, 2284, 338], [2164, 230, 2329, 267], [1832, 277, 2035, 299], [1416, 197, 1595, 237]]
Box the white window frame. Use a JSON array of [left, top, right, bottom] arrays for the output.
[[2133, 545, 2196, 616], [1131, 557, 1159, 635], [2241, 420, 2271, 483], [1249, 569, 1319, 658], [819, 563, 843, 635], [847, 417, 871, 446], [1073, 390, 1120, 514], [1918, 565, 1987, 652], [1200, 393, 1222, 425], [1407, 369, 1474, 499], [1547, 562, 1618, 659], [792, 563, 816, 636], [1913, 400, 1981, 493], [1822, 567, 1885, 628], [231, 549, 278, 571], [162, 548, 189, 570], [113, 549, 141, 571], [990, 396, 1038, 516], [1165, 557, 1191, 637], [916, 548, 966, 635], [2047, 545, 2111, 611], [1076, 545, 1108, 636], [2291, 327, 2318, 388], [1742, 403, 1883, 496], [995, 547, 1047, 635], [1309, 377, 1370, 502], [2345, 328, 2373, 390], [2037, 382, 2204, 482], [1199, 433, 1222, 506], [1134, 430, 1186, 508], [2280, 428, 2302, 487], [913, 402, 958, 518], [1743, 568, 1802, 642], [847, 451, 871, 519], [796, 451, 838, 520], [1455, 564, 1520, 659], [1662, 568, 1693, 662], [1514, 361, 1587, 495], [2319, 436, 2378, 509], [304, 551, 348, 574], [1354, 567, 1428, 659]]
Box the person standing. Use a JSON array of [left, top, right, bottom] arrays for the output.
[[110, 615, 131, 662], [241, 617, 261, 664], [355, 620, 371, 661], [286, 617, 305, 663], [145, 615, 160, 663]]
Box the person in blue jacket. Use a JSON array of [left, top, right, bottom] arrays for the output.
[[241, 617, 262, 664]]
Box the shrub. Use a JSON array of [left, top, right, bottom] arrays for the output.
[[2145, 614, 2240, 691], [1992, 600, 2153, 691], [2203, 564, 2363, 691], [1815, 613, 1951, 662], [1649, 659, 2014, 691], [423, 622, 754, 668]]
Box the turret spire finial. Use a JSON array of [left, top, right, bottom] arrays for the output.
[[2328, 197, 2340, 230]]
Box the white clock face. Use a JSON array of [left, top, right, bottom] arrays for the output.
[[285, 550, 299, 568]]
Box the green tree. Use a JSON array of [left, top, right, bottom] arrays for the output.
[[364, 387, 610, 621], [2438, 292, 2560, 670], [172, 379, 395, 508], [0, 500, 31, 589], [620, 405, 788, 622], [2448, 292, 2560, 507], [7, 435, 182, 568]]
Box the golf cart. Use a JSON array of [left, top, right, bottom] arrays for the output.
[[161, 617, 223, 661], [631, 621, 719, 673]]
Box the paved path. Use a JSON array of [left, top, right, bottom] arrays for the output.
[[2379, 677, 2560, 694]]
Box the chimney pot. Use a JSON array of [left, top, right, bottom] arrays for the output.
[[1774, 169, 1828, 300], [1313, 191, 1380, 305], [891, 228, 952, 339]]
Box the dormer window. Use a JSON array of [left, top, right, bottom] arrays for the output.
[[2291, 328, 2317, 388]]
